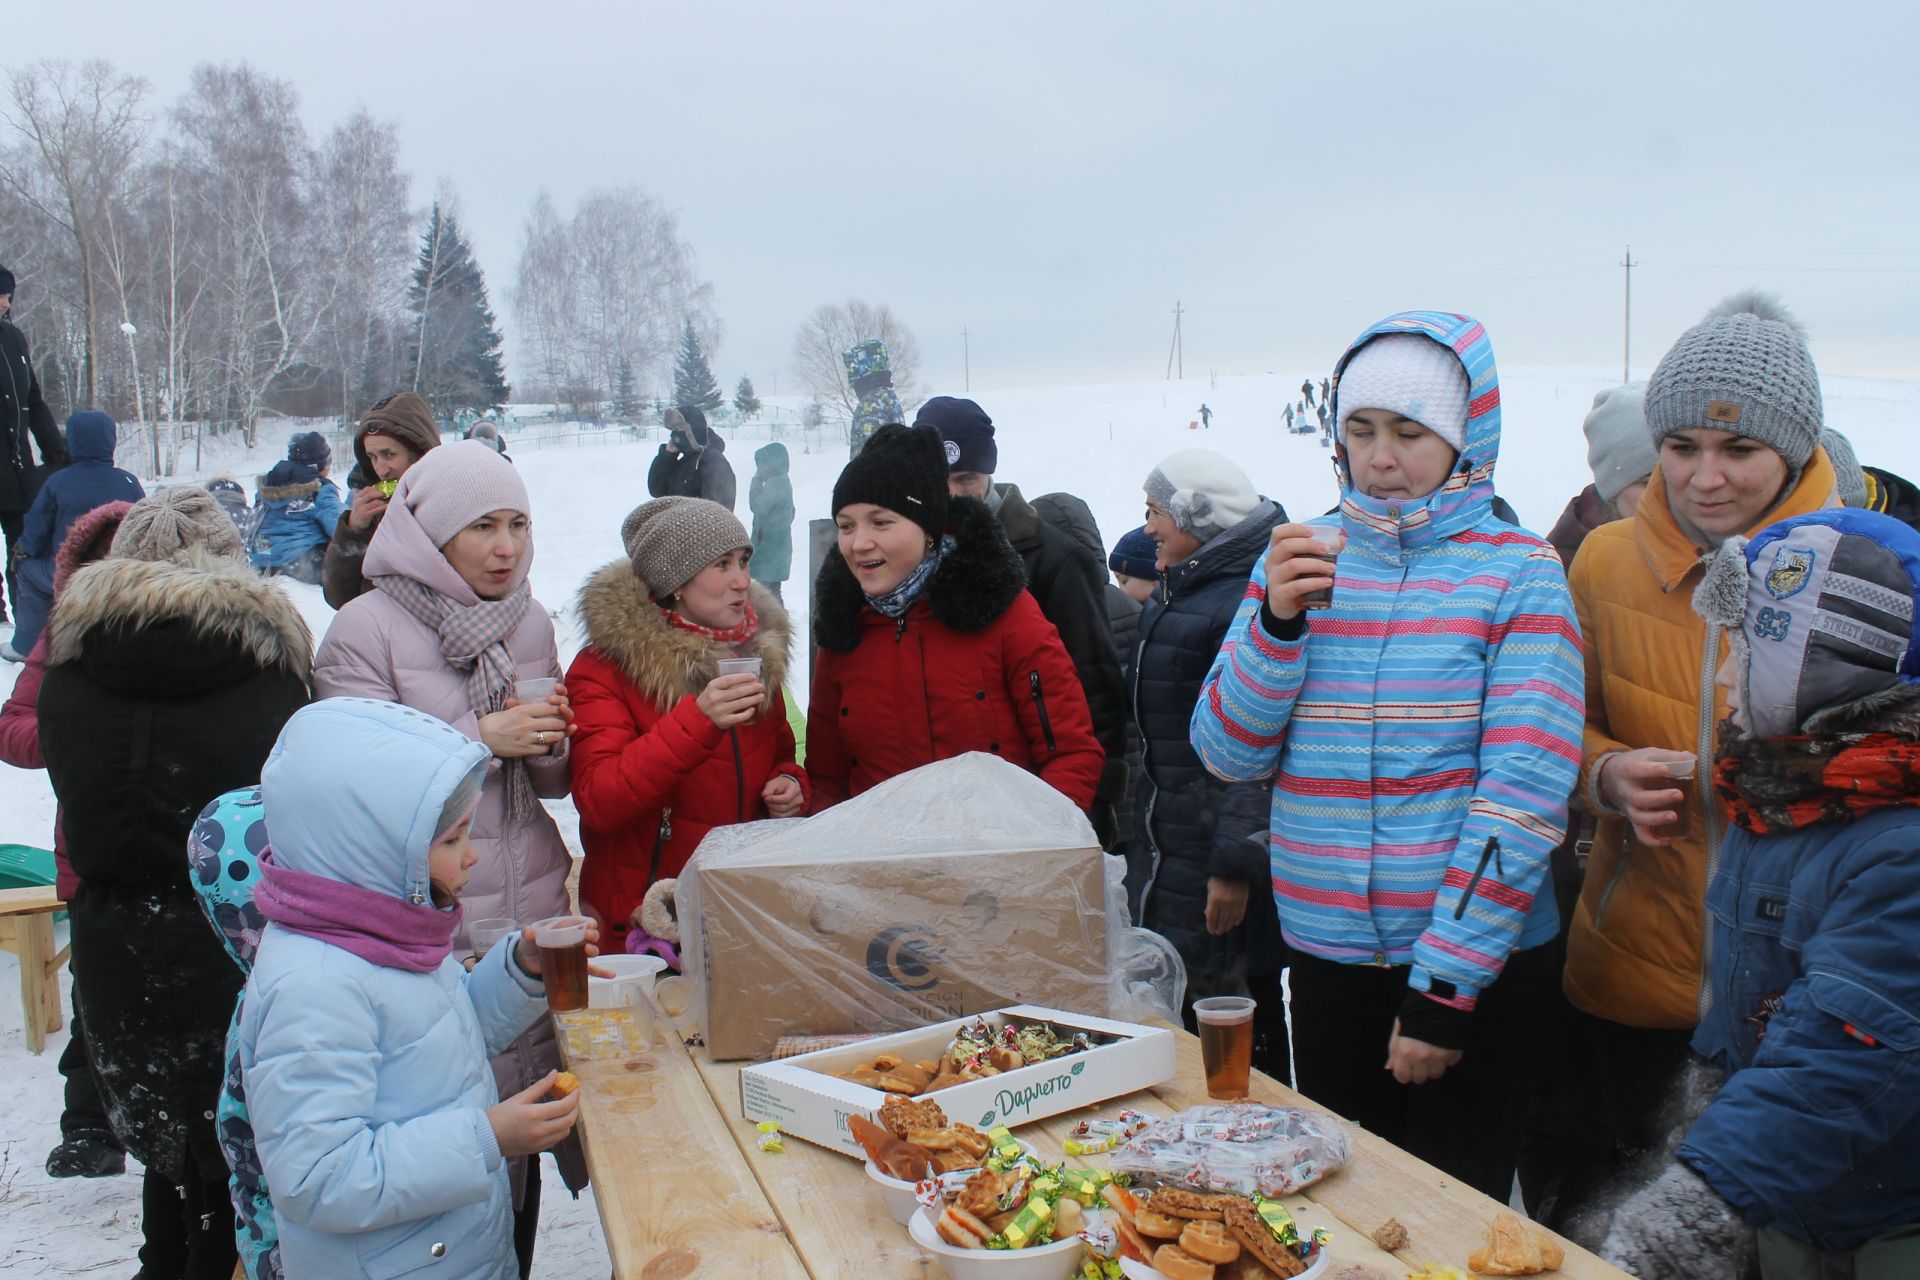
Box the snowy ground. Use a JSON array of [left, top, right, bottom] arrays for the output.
[[1, 366, 1915, 1274]]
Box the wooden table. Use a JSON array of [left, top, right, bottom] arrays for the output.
[[0, 885, 68, 1054], [554, 1003, 1630, 1279]]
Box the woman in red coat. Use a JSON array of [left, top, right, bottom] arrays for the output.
[[567, 497, 805, 957], [808, 423, 1103, 810]]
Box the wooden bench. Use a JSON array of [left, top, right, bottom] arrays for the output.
[[0, 885, 68, 1054]]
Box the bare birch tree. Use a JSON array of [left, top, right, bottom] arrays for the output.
[[791, 299, 922, 421]]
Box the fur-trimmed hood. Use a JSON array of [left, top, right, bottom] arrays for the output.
[[813, 495, 1027, 652], [577, 561, 790, 706], [52, 500, 134, 593], [259, 475, 321, 505], [47, 548, 314, 690]]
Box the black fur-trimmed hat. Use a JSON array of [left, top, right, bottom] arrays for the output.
[[830, 423, 949, 540]]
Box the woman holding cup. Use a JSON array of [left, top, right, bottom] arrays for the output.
[[1191, 311, 1586, 1202], [566, 496, 805, 962], [312, 439, 580, 1274]]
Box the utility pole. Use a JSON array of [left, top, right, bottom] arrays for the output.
[[962, 326, 971, 392], [1622, 244, 1635, 383], [1166, 301, 1184, 380]]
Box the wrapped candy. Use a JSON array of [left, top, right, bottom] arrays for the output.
[[995, 1197, 1054, 1249], [755, 1121, 783, 1153]]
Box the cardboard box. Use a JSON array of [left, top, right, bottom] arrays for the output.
[[740, 1005, 1177, 1158], [688, 836, 1110, 1061]]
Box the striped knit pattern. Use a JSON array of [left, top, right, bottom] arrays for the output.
[[1191, 311, 1585, 1007]]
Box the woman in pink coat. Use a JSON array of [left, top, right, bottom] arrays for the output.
[[311, 440, 580, 1275]]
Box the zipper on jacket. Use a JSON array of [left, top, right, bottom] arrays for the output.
[[1696, 624, 1723, 1022], [1132, 605, 1163, 918], [730, 729, 747, 822], [647, 808, 673, 886], [1454, 836, 1503, 920], [1029, 671, 1057, 753], [1591, 827, 1632, 929], [894, 615, 908, 642]]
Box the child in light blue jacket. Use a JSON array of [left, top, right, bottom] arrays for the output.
[[231, 697, 583, 1280]]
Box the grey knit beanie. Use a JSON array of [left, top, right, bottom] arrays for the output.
[[620, 496, 751, 599], [1644, 291, 1823, 471], [1582, 383, 1658, 505], [398, 439, 530, 547], [110, 486, 246, 563], [1821, 429, 1867, 507], [1144, 449, 1259, 539]]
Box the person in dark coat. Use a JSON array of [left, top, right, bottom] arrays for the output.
[[0, 499, 134, 1181], [1824, 427, 1920, 534], [647, 405, 736, 510], [920, 396, 1130, 848], [748, 441, 795, 602], [1033, 496, 1148, 859], [3, 410, 143, 659], [1131, 449, 1287, 1056], [807, 424, 1104, 812], [323, 391, 443, 609], [0, 267, 70, 624], [38, 486, 311, 1279]]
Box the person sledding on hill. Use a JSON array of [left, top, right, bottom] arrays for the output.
[[250, 431, 343, 584], [1599, 508, 1920, 1280], [1192, 310, 1585, 1203]]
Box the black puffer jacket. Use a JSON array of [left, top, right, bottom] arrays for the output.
[[0, 317, 66, 512], [1129, 499, 1286, 987], [1017, 488, 1128, 846], [37, 549, 311, 1183], [1105, 582, 1144, 857], [647, 428, 736, 510]]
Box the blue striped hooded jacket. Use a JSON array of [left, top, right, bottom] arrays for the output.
[[1190, 311, 1585, 1009]]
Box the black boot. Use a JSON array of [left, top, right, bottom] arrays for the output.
[[46, 1130, 127, 1178]]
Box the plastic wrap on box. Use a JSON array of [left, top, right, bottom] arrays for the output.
[[680, 753, 1185, 1059], [1109, 1104, 1353, 1196]]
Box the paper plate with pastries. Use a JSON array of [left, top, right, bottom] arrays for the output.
[[1119, 1246, 1330, 1280]]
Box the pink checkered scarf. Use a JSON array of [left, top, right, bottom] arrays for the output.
[[374, 573, 536, 822]]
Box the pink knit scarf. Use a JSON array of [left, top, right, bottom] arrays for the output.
[[254, 849, 460, 973]]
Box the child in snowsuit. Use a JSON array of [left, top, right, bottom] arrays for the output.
[[231, 697, 584, 1280], [4, 409, 143, 657], [1600, 508, 1920, 1280], [250, 432, 343, 583], [748, 441, 794, 602]]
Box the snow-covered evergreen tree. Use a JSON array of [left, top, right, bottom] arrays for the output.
[[733, 375, 762, 421], [672, 318, 724, 413], [612, 355, 642, 421], [407, 202, 510, 413]]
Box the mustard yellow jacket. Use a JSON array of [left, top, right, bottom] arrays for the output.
[[1563, 450, 1837, 1029]]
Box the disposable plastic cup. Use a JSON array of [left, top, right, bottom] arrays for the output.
[[715, 656, 763, 679], [589, 954, 668, 1005], [532, 916, 591, 1012], [467, 917, 517, 962], [1194, 996, 1256, 1100], [653, 974, 692, 1019], [1654, 753, 1699, 840], [514, 677, 558, 704]]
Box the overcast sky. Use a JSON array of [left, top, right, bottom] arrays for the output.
[[15, 1, 1920, 400]]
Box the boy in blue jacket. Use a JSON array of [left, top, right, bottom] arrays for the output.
[[249, 431, 342, 583], [1603, 508, 1920, 1280], [3, 409, 143, 658]]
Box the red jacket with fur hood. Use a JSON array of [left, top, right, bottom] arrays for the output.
[[806, 496, 1104, 811], [566, 565, 804, 942]]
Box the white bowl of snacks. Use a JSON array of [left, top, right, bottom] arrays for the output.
[[1106, 1182, 1331, 1280], [863, 1137, 1038, 1225], [907, 1202, 1094, 1280]]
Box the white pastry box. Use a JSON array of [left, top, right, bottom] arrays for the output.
[[739, 1005, 1177, 1158]]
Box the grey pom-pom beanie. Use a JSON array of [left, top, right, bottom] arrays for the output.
[[1644, 290, 1824, 474]]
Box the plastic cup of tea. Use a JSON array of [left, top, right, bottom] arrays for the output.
[[1299, 530, 1344, 611], [1653, 752, 1699, 840], [515, 677, 558, 705], [532, 916, 592, 1013], [715, 656, 763, 679], [1194, 996, 1257, 1100], [467, 917, 517, 963]]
